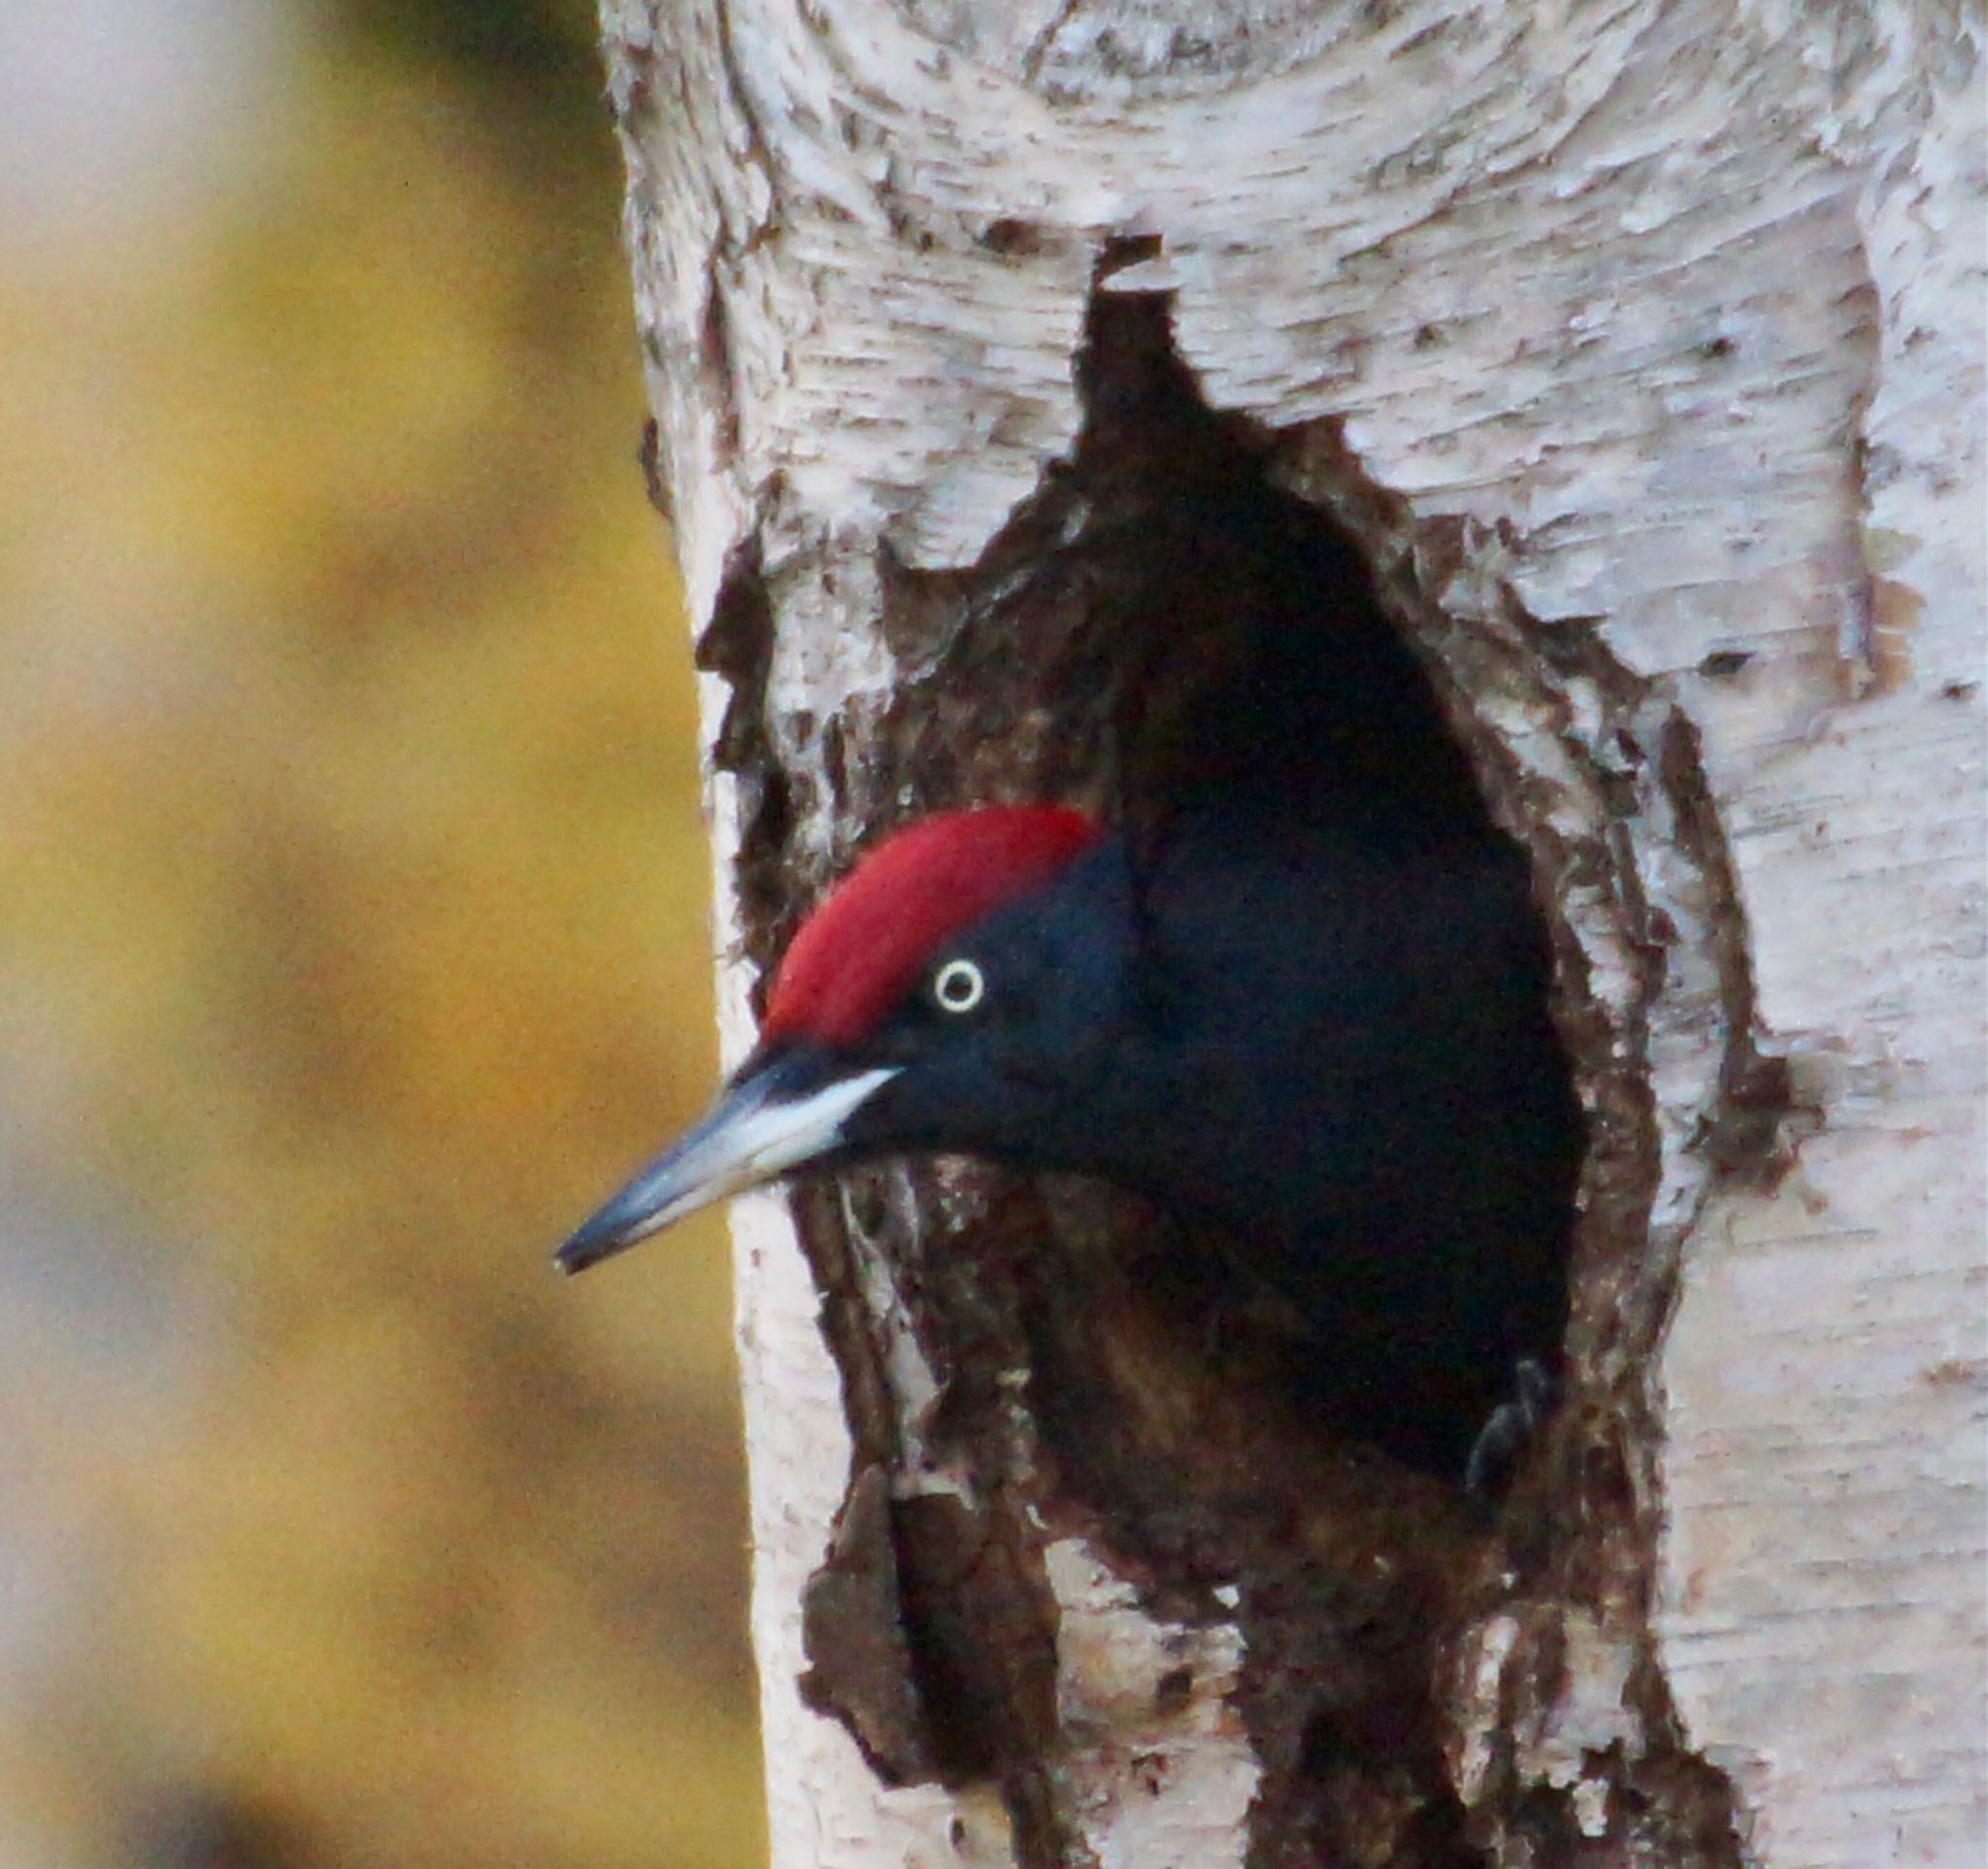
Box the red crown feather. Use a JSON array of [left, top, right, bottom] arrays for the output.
[[762, 805, 1099, 1048]]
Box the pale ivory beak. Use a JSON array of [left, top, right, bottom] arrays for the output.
[[554, 1056, 899, 1275]]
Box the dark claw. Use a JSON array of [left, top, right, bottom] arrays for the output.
[[1464, 1358, 1557, 1498]]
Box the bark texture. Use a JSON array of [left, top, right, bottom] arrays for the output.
[[599, 4, 1985, 1864]]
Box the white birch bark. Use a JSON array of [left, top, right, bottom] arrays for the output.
[[599, 4, 1985, 1864]]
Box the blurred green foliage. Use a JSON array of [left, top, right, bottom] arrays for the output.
[[0, 6, 761, 1865], [333, 0, 605, 111]]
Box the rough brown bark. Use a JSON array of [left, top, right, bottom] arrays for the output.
[[600, 4, 1986, 1864]]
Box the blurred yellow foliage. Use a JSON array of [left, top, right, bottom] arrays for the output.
[[0, 33, 760, 1869]]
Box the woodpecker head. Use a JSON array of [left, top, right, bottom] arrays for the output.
[[556, 805, 1130, 1274]]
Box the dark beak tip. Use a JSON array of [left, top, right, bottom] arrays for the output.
[[556, 1239, 622, 1278], [551, 1221, 621, 1278]]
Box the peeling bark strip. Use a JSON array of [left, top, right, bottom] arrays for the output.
[[600, 4, 1985, 1866]]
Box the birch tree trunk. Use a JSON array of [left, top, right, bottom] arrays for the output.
[[598, 5, 1985, 1864]]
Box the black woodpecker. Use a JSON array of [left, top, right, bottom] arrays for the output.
[[557, 790, 1582, 1485]]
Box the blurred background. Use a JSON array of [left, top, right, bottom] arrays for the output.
[[0, 2, 762, 1864]]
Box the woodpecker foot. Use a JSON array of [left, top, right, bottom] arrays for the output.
[[1464, 1359, 1556, 1498]]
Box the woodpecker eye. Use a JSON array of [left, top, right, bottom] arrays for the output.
[[931, 957, 986, 1015]]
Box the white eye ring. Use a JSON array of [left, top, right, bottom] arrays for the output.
[[932, 957, 985, 1015]]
